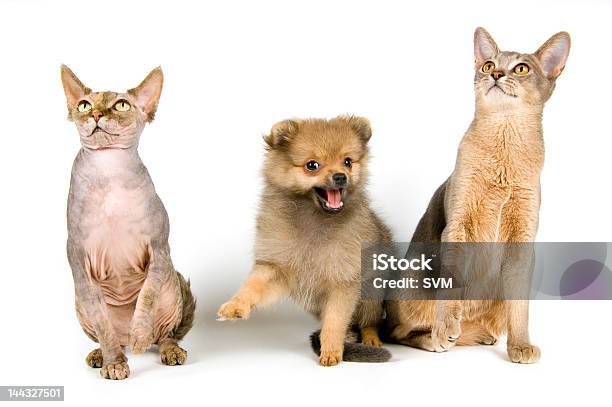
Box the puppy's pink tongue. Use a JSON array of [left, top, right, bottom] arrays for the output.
[[326, 189, 342, 209]]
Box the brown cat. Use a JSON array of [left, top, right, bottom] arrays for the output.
[[385, 28, 570, 363], [62, 65, 195, 379], [217, 116, 391, 366]]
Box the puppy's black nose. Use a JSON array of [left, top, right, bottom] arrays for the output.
[[332, 173, 347, 186]]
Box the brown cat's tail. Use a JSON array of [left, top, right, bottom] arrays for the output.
[[309, 329, 391, 363]]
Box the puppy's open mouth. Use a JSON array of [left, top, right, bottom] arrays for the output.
[[314, 187, 344, 213]]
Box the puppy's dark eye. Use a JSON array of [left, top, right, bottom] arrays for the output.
[[305, 161, 320, 171], [344, 158, 352, 168]]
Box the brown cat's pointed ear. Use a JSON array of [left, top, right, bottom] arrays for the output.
[[265, 119, 300, 149], [128, 66, 163, 122], [60, 64, 91, 117], [535, 32, 571, 79], [474, 27, 500, 68], [345, 115, 372, 144]]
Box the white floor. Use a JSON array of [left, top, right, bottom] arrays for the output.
[[5, 272, 609, 406]]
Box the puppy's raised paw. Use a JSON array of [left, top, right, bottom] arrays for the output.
[[508, 344, 540, 364], [217, 297, 253, 321], [319, 350, 342, 367], [100, 362, 130, 380]]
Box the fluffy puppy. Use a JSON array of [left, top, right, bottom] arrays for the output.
[[217, 116, 391, 365]]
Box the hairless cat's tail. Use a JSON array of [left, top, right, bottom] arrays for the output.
[[309, 329, 391, 363], [172, 272, 196, 340]]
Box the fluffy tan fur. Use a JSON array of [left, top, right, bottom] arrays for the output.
[[217, 116, 392, 365]]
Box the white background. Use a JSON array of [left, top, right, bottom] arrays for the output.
[[0, 0, 610, 405]]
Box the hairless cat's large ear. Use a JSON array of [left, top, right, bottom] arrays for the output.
[[264, 119, 300, 149], [474, 27, 500, 68], [60, 65, 90, 117], [535, 32, 571, 79], [128, 67, 163, 122]]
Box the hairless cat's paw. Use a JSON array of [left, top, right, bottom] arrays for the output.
[[129, 329, 154, 354], [160, 344, 188, 366], [85, 348, 103, 368], [100, 362, 130, 380]]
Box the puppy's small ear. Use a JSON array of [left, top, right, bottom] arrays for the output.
[[535, 32, 571, 79], [474, 27, 500, 68], [128, 66, 163, 122], [346, 116, 372, 144], [265, 119, 299, 149], [60, 64, 91, 118]]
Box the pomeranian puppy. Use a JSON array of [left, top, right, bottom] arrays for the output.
[[217, 115, 391, 365]]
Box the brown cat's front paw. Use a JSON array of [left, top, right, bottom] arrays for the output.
[[479, 334, 498, 346], [129, 325, 154, 354], [85, 348, 103, 368], [160, 344, 188, 366], [319, 350, 343, 366], [508, 344, 541, 364], [431, 315, 461, 352], [217, 297, 253, 321], [100, 361, 130, 380]]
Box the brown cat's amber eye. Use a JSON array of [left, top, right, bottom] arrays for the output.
[[114, 100, 131, 112], [77, 101, 92, 113], [482, 61, 496, 73], [513, 63, 530, 75]]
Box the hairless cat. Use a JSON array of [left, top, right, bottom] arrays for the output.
[[62, 65, 195, 380]]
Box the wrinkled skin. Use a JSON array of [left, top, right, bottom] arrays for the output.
[[62, 65, 193, 379]]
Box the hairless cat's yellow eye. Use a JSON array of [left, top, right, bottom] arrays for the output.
[[513, 63, 530, 76], [114, 100, 131, 112], [482, 61, 496, 73], [77, 101, 92, 113]]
